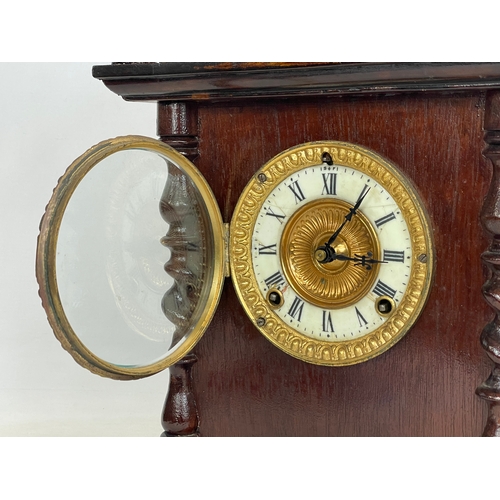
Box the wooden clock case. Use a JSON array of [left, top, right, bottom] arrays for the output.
[[91, 62, 500, 436]]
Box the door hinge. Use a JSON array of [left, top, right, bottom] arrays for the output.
[[223, 222, 231, 278]]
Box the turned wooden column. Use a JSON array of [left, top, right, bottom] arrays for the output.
[[158, 102, 200, 437], [477, 90, 500, 436]]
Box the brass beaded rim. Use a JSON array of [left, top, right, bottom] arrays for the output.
[[230, 140, 435, 366], [36, 136, 225, 380]]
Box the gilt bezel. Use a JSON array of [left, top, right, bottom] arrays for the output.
[[229, 141, 435, 366]]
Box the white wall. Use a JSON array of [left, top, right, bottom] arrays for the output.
[[0, 62, 173, 436]]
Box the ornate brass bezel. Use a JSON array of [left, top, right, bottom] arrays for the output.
[[229, 141, 435, 366], [36, 136, 225, 380]]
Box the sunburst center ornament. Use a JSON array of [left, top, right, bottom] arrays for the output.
[[281, 199, 380, 309]]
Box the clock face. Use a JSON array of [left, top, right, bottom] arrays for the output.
[[230, 142, 434, 366]]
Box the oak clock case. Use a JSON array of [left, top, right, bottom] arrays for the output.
[[36, 136, 434, 379]]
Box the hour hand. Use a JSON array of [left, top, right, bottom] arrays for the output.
[[333, 252, 386, 270]]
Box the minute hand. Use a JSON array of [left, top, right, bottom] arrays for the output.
[[326, 187, 371, 247]]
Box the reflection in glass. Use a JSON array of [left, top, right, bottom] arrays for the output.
[[56, 149, 207, 368], [160, 163, 206, 348]]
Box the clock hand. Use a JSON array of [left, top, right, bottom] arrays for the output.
[[316, 187, 372, 264], [333, 252, 387, 271], [315, 248, 384, 269], [326, 186, 371, 247], [332, 252, 386, 270]]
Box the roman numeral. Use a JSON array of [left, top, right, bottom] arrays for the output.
[[265, 207, 286, 224], [288, 180, 306, 204], [321, 173, 337, 195], [258, 243, 277, 255], [288, 296, 304, 321], [264, 271, 285, 289], [355, 307, 368, 327], [373, 280, 397, 299], [322, 310, 335, 332], [383, 250, 405, 263], [374, 212, 396, 228]]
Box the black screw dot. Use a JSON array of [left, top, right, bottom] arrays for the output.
[[322, 152, 333, 165]]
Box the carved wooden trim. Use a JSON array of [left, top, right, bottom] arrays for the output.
[[158, 101, 200, 437], [477, 90, 500, 436], [157, 102, 199, 160], [161, 353, 200, 437]]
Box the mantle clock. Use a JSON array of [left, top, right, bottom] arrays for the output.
[[36, 63, 500, 436]]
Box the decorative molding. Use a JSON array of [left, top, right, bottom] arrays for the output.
[[477, 90, 500, 436], [159, 101, 201, 437], [93, 63, 500, 102], [161, 354, 200, 437], [157, 102, 199, 159]]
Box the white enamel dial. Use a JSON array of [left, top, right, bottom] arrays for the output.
[[252, 163, 412, 341]]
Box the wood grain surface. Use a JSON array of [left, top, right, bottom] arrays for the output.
[[188, 91, 492, 436]]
